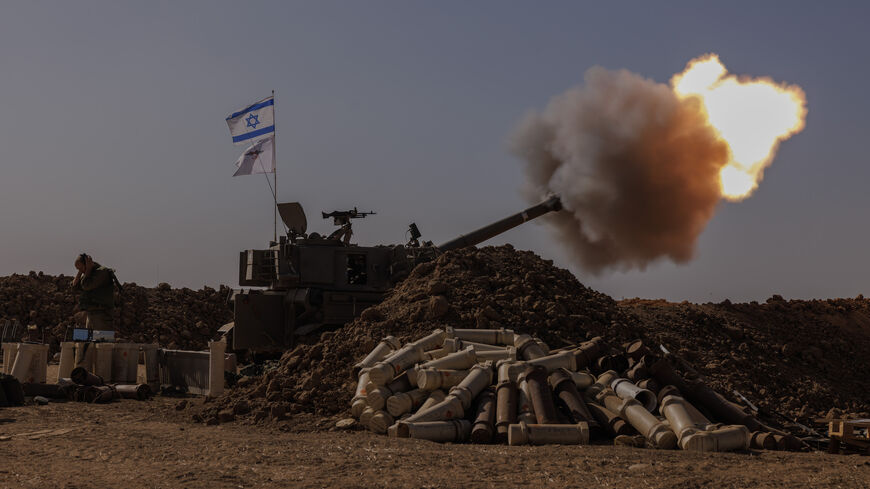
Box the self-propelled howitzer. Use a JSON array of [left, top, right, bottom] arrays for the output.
[[229, 196, 562, 352]]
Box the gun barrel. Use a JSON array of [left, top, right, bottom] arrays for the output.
[[438, 196, 562, 252]]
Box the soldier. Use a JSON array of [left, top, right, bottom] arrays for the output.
[[71, 253, 119, 332]]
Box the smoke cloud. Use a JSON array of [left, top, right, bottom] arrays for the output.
[[511, 67, 730, 273]]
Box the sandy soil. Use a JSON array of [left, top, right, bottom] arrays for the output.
[[1, 397, 868, 489]]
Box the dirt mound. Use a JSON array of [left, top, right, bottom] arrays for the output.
[[199, 245, 644, 425], [202, 245, 870, 429], [0, 272, 232, 351], [621, 298, 870, 421]]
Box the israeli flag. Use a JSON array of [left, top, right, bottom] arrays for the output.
[[226, 96, 275, 145]]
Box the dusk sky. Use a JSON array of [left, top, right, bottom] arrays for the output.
[[1, 1, 868, 302]]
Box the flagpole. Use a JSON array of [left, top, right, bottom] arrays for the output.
[[272, 89, 278, 243]]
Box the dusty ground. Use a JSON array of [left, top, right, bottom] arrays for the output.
[[1, 398, 868, 489]]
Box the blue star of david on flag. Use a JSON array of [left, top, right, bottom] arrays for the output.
[[226, 95, 275, 145]]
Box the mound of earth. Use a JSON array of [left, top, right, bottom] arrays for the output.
[[0, 272, 232, 351], [201, 245, 870, 429], [199, 245, 634, 425], [620, 297, 870, 422]]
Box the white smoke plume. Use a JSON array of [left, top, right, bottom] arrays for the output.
[[511, 66, 730, 273]]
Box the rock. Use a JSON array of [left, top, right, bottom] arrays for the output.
[[308, 344, 324, 361], [266, 379, 282, 395], [360, 308, 384, 322], [175, 400, 190, 411], [254, 408, 269, 422], [284, 356, 301, 371], [475, 315, 490, 329], [359, 337, 376, 353], [300, 371, 322, 391], [270, 405, 286, 420], [428, 296, 449, 318], [217, 410, 235, 423], [410, 262, 435, 278], [254, 408, 269, 421], [797, 404, 811, 418], [250, 384, 267, 399], [614, 435, 645, 448], [724, 325, 744, 341], [802, 346, 823, 362], [335, 418, 356, 429], [482, 305, 501, 321], [233, 400, 251, 415], [296, 390, 311, 404], [427, 281, 448, 296], [320, 331, 336, 342]]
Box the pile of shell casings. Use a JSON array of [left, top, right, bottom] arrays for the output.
[[350, 328, 800, 452]]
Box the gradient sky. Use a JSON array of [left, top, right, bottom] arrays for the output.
[[1, 1, 867, 302]]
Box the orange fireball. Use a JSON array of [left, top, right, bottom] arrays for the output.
[[671, 54, 807, 200]]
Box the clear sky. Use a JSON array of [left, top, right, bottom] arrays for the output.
[[0, 1, 867, 302]]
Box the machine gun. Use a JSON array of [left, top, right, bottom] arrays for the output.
[[322, 208, 377, 245], [322, 208, 376, 223]]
